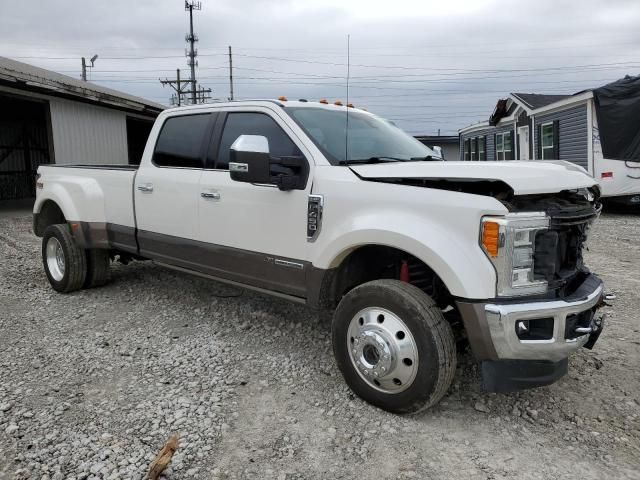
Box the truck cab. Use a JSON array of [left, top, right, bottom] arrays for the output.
[[33, 99, 605, 413]]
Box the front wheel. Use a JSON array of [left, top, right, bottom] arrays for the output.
[[332, 280, 456, 414], [42, 224, 87, 293]]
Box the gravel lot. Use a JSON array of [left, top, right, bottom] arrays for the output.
[[0, 211, 639, 480]]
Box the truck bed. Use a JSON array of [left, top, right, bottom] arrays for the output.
[[36, 164, 138, 229]]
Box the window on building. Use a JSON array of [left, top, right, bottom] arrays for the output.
[[216, 112, 302, 169], [464, 136, 487, 161], [153, 114, 211, 168], [541, 122, 554, 160], [496, 132, 513, 160]]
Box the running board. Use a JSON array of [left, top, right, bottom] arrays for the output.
[[155, 261, 307, 305]]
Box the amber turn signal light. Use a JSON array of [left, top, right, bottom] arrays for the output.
[[482, 221, 500, 258]]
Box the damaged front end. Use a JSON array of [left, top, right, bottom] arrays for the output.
[[459, 186, 606, 393], [501, 187, 602, 299]]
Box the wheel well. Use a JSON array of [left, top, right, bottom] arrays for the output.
[[34, 200, 66, 237], [326, 245, 453, 310]]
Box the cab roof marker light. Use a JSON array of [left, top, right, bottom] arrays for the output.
[[278, 96, 288, 101], [347, 103, 354, 108], [334, 100, 343, 106], [319, 99, 328, 104]]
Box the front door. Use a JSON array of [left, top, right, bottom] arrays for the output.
[[518, 126, 530, 161], [197, 109, 314, 298]]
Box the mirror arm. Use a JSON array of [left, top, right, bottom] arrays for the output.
[[274, 174, 300, 191]]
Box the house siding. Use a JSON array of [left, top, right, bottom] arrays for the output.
[[534, 104, 588, 169], [460, 122, 514, 160]]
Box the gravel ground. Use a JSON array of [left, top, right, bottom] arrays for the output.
[[0, 211, 639, 480]]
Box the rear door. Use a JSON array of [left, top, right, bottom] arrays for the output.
[[134, 112, 214, 263], [196, 108, 314, 297]]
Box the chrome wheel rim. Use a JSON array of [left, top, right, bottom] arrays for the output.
[[46, 237, 65, 281], [347, 307, 419, 394]]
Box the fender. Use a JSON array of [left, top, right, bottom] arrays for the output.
[[35, 176, 105, 223], [312, 211, 498, 300]]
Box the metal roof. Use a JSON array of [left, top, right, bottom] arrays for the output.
[[0, 56, 165, 115], [511, 93, 571, 110]]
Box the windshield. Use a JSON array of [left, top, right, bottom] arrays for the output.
[[286, 107, 438, 165]]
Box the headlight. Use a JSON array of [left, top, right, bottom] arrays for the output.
[[481, 212, 549, 297]]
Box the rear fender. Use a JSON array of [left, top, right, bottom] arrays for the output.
[[35, 177, 105, 223]]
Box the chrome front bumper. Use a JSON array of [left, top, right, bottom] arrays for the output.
[[458, 274, 605, 362]]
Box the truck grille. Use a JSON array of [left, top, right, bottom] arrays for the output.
[[533, 209, 598, 288]]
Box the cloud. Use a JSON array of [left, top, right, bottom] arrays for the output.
[[1, 0, 639, 134]]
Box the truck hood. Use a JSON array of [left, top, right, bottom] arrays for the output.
[[350, 160, 597, 196]]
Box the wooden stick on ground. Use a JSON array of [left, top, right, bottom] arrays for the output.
[[147, 433, 179, 480]]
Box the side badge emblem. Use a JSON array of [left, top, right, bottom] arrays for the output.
[[307, 195, 324, 241]]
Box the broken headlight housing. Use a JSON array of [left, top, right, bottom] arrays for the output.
[[481, 212, 550, 297]]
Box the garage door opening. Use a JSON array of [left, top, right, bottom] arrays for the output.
[[0, 94, 52, 201], [126, 116, 154, 165]]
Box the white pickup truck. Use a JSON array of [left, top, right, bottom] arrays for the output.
[[33, 100, 606, 413]]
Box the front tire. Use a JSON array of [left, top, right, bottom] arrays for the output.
[[332, 280, 456, 414], [42, 224, 87, 293]]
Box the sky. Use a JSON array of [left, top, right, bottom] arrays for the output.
[[1, 0, 639, 135]]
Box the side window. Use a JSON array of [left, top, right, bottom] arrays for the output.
[[216, 112, 302, 169], [153, 114, 210, 168]]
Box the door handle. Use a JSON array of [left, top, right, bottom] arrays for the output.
[[137, 184, 153, 193], [201, 192, 221, 200]]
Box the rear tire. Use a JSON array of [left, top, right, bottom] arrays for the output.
[[84, 249, 111, 288], [332, 279, 456, 414], [42, 224, 87, 293]]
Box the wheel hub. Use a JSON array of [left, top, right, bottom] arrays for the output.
[[46, 237, 65, 282], [347, 307, 419, 394], [352, 330, 394, 378]]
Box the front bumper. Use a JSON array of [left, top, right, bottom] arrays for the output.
[[457, 274, 605, 363]]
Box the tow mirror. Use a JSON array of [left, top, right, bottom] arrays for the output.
[[229, 135, 272, 185], [229, 134, 307, 191]]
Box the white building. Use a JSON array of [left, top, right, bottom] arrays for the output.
[[0, 57, 164, 201]]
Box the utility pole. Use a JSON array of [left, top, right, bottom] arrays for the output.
[[228, 45, 234, 101], [185, 0, 201, 105], [160, 68, 192, 106], [195, 85, 212, 103]]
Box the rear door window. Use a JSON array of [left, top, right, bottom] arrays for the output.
[[153, 114, 211, 168]]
